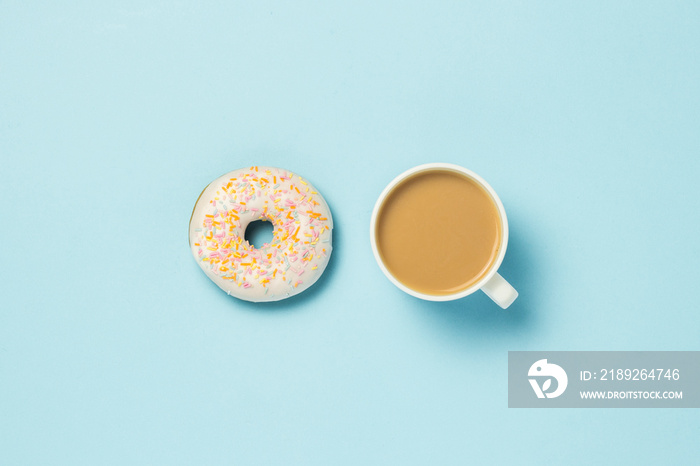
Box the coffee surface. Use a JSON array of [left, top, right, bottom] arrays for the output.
[[376, 170, 501, 295]]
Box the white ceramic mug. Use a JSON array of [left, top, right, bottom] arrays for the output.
[[370, 163, 518, 309]]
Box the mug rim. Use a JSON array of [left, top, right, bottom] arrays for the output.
[[369, 163, 509, 302]]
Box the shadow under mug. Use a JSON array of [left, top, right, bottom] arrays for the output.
[[369, 163, 518, 309]]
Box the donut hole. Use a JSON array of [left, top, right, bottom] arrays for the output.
[[244, 219, 274, 249]]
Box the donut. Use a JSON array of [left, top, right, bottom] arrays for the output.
[[189, 166, 333, 302]]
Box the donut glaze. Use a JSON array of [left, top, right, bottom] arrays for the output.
[[189, 166, 333, 302]]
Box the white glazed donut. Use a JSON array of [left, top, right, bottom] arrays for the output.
[[189, 166, 333, 302]]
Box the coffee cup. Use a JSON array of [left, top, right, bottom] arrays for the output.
[[370, 163, 518, 308]]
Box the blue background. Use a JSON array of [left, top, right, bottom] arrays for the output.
[[1, 1, 698, 464]]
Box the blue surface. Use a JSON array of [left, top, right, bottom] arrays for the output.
[[1, 1, 699, 464]]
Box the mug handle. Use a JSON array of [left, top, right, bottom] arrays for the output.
[[481, 272, 518, 309]]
